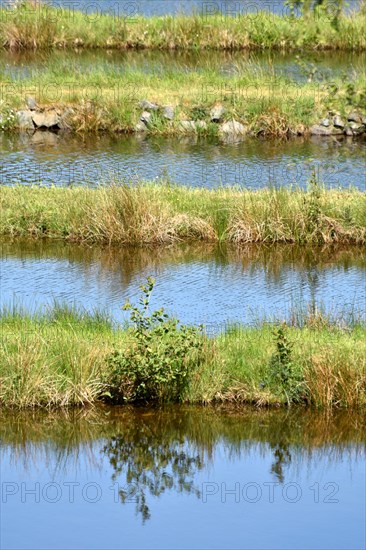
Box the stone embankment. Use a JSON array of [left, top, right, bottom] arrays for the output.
[[4, 97, 366, 139], [310, 111, 366, 137]]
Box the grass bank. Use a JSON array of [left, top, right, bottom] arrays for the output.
[[1, 3, 365, 52], [1, 299, 365, 409], [1, 183, 365, 245], [1, 60, 365, 135]]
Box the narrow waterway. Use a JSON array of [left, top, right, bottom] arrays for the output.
[[1, 132, 365, 190], [2, 240, 365, 327], [1, 406, 365, 549], [2, 49, 365, 82]]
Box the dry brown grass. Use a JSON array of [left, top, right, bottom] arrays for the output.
[[214, 384, 278, 407], [252, 108, 292, 138], [166, 214, 217, 242], [316, 215, 366, 245], [3, 1, 57, 51], [1, 185, 365, 245], [79, 187, 217, 244], [227, 189, 366, 244], [81, 185, 172, 244], [305, 352, 366, 408], [0, 327, 110, 408]]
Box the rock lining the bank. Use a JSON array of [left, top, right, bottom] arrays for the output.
[[15, 102, 73, 131], [7, 98, 366, 140], [310, 111, 366, 137]]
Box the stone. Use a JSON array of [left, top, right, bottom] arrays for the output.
[[320, 118, 330, 127], [210, 104, 225, 123], [361, 115, 366, 125], [58, 108, 74, 130], [140, 111, 152, 125], [163, 105, 175, 120], [219, 120, 247, 136], [347, 111, 362, 123], [330, 126, 345, 135], [344, 125, 353, 137], [348, 122, 366, 135], [195, 121, 207, 129], [310, 124, 343, 136], [139, 99, 159, 111], [32, 110, 60, 129], [333, 115, 345, 129], [135, 121, 148, 132], [25, 96, 37, 111], [16, 110, 35, 130]]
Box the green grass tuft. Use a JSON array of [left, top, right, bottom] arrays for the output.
[[1, 182, 365, 245]]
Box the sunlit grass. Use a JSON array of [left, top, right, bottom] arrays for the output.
[[2, 59, 365, 134], [1, 3, 365, 51], [1, 304, 365, 408], [1, 183, 365, 244]]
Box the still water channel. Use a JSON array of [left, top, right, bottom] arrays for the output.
[[2, 49, 365, 81], [1, 132, 366, 190], [1, 240, 365, 327], [1, 406, 365, 549], [1, 4, 365, 550]]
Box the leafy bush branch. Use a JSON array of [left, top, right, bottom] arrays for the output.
[[107, 277, 204, 403]]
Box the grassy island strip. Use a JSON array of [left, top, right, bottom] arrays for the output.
[[1, 49, 365, 135], [1, 3, 365, 136], [1, 3, 365, 52], [1, 299, 365, 408], [1, 184, 366, 245], [2, 68, 366, 137]]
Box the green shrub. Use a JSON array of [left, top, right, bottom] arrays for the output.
[[107, 277, 204, 403], [267, 323, 305, 404]]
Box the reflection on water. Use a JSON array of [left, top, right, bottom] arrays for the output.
[[1, 239, 365, 327], [1, 406, 365, 548], [1, 132, 365, 190], [2, 49, 365, 81]]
